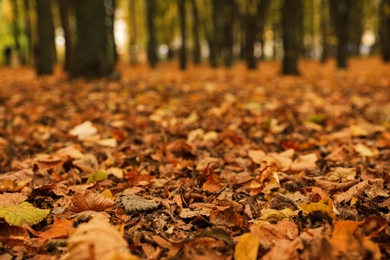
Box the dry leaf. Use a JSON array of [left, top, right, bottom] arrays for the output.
[[68, 121, 98, 139], [0, 193, 28, 207], [234, 233, 260, 260], [120, 195, 160, 213], [0, 202, 50, 227], [290, 153, 318, 172], [353, 143, 379, 157], [70, 190, 114, 213], [61, 215, 137, 260]]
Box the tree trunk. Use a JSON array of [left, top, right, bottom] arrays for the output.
[[128, 0, 138, 65], [58, 0, 72, 72], [256, 0, 271, 60], [71, 0, 115, 78], [145, 0, 158, 68], [178, 0, 187, 70], [110, 0, 118, 63], [190, 0, 201, 65], [244, 0, 258, 69], [209, 0, 222, 67], [24, 0, 33, 65], [380, 0, 390, 62], [281, 0, 302, 75], [330, 0, 352, 68], [222, 0, 234, 68], [11, 0, 24, 65], [320, 0, 329, 63], [36, 0, 56, 75], [349, 0, 364, 56]]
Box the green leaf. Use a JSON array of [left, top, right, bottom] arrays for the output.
[[86, 170, 108, 184], [0, 202, 50, 227], [307, 114, 326, 125]]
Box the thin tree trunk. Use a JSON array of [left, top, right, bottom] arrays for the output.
[[380, 0, 390, 61], [256, 0, 271, 60], [178, 0, 187, 70], [320, 0, 329, 63], [129, 0, 138, 65], [190, 0, 201, 65], [209, 0, 222, 67], [244, 1, 258, 70], [330, 0, 352, 68], [222, 0, 234, 68], [146, 0, 158, 68], [58, 0, 72, 71], [281, 0, 302, 75], [24, 0, 33, 65], [36, 0, 56, 75], [11, 0, 24, 64]]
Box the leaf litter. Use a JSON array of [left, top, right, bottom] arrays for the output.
[[0, 59, 389, 259]]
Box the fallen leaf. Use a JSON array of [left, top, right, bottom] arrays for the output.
[[234, 233, 260, 260], [299, 198, 336, 220], [120, 195, 160, 213], [0, 202, 50, 227], [86, 170, 108, 184], [61, 215, 137, 260], [353, 143, 379, 157], [290, 153, 318, 172], [70, 190, 114, 213], [68, 121, 98, 139]]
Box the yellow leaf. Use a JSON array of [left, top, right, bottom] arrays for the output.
[[86, 170, 108, 184], [353, 143, 379, 157], [106, 167, 124, 179], [258, 208, 295, 222], [0, 202, 50, 227], [101, 189, 113, 199], [299, 198, 336, 220], [234, 232, 260, 260]]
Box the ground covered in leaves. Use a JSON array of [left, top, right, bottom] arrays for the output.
[[0, 59, 389, 259]]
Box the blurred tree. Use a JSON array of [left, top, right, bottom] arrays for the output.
[[35, 0, 56, 75], [190, 0, 201, 64], [209, 0, 223, 67], [329, 0, 353, 68], [70, 0, 115, 77], [58, 0, 72, 71], [320, 0, 330, 63], [178, 0, 187, 70], [256, 0, 271, 60], [242, 0, 258, 69], [11, 0, 24, 64], [221, 0, 234, 68], [24, 0, 33, 65], [146, 0, 158, 68], [271, 0, 281, 59], [108, 0, 118, 64], [156, 1, 176, 60], [380, 0, 390, 61], [281, 0, 302, 75], [128, 0, 138, 65], [349, 0, 365, 56]]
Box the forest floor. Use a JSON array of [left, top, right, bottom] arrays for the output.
[[0, 58, 389, 259]]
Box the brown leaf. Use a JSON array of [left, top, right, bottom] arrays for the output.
[[70, 190, 114, 213], [0, 193, 28, 207], [120, 195, 160, 213], [62, 215, 137, 260]]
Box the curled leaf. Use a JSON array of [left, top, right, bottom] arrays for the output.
[[120, 195, 159, 213]]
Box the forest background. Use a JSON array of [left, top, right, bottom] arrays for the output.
[[0, 0, 389, 76]]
